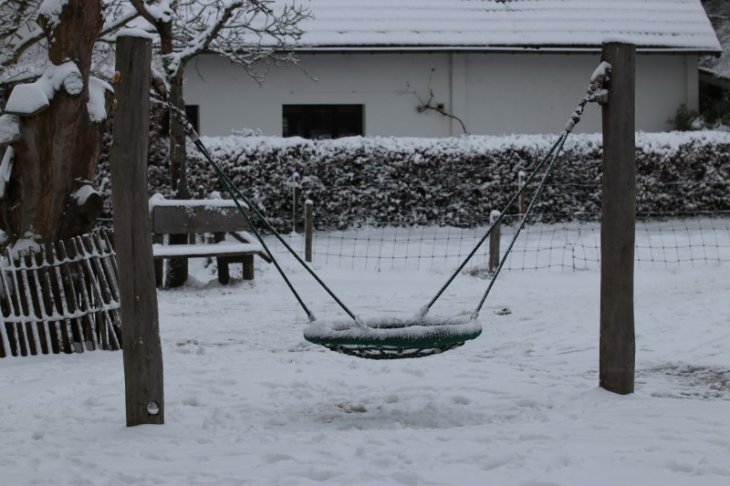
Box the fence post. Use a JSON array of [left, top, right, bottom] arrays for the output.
[[290, 172, 301, 234], [600, 42, 636, 395], [110, 34, 165, 425], [489, 210, 501, 273], [305, 199, 313, 262], [518, 170, 527, 218]]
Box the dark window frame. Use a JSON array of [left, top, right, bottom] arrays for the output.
[[282, 104, 364, 139]]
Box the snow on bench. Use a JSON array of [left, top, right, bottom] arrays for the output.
[[152, 239, 263, 258]]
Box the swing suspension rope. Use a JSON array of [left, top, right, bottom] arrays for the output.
[[418, 72, 609, 321], [156, 97, 364, 326], [152, 60, 609, 357]]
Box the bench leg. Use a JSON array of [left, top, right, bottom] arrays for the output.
[[217, 256, 230, 285], [152, 235, 164, 288], [242, 254, 254, 281], [166, 233, 189, 288]]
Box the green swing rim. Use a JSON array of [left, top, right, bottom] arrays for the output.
[[303, 318, 483, 352]]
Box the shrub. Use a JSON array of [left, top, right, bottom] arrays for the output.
[[96, 132, 730, 231]]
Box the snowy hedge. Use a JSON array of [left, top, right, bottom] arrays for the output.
[[98, 131, 730, 230]]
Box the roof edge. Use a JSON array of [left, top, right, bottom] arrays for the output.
[[699, 67, 730, 88], [287, 45, 722, 55]]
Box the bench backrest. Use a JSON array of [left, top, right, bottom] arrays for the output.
[[150, 200, 249, 234]]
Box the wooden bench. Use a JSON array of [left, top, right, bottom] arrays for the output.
[[149, 195, 270, 286]]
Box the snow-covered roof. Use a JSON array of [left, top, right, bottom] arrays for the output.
[[289, 0, 721, 53]]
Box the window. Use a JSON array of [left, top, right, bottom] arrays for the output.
[[283, 104, 364, 139]]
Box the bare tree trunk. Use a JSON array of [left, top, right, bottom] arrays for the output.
[[1, 0, 105, 245], [169, 70, 190, 199], [162, 30, 190, 288]]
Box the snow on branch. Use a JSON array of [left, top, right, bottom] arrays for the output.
[[0, 28, 45, 72], [38, 0, 70, 30], [133, 0, 310, 79], [0, 0, 45, 72], [99, 8, 143, 41], [87, 76, 113, 122], [5, 61, 83, 116], [165, 0, 247, 75], [0, 147, 15, 199], [1, 1, 140, 85], [0, 115, 21, 145], [128, 0, 166, 28]]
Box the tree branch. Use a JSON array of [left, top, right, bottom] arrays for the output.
[[129, 0, 160, 29], [402, 76, 469, 135], [99, 9, 142, 39], [418, 91, 469, 135], [178, 1, 244, 65], [0, 28, 45, 71]]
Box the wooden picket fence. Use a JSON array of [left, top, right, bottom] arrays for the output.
[[0, 231, 122, 358]]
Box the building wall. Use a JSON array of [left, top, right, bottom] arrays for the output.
[[184, 52, 698, 137]]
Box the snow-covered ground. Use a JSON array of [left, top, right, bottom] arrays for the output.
[[1, 227, 729, 485]]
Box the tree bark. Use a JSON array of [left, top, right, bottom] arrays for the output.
[[161, 23, 189, 288], [168, 69, 189, 199], [1, 0, 105, 244]]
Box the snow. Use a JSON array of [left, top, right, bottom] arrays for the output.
[[306, 315, 480, 339], [262, 0, 721, 52], [149, 195, 249, 210], [0, 147, 14, 199], [87, 76, 112, 123], [152, 241, 263, 258], [4, 61, 83, 116], [4, 83, 50, 115], [38, 0, 69, 29], [145, 0, 173, 23], [71, 184, 98, 206], [0, 114, 21, 145], [590, 61, 611, 83], [0, 225, 728, 485], [200, 130, 730, 157], [115, 28, 156, 40], [8, 233, 41, 257]]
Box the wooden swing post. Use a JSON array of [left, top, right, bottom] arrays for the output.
[[110, 35, 165, 425], [600, 42, 636, 395]]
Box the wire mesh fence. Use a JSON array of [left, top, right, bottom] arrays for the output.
[[266, 211, 730, 272]]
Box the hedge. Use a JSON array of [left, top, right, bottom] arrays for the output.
[[96, 131, 730, 230]]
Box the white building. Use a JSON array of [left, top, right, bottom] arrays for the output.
[[185, 0, 721, 138]]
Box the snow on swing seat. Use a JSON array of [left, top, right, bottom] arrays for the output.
[[303, 315, 482, 359]]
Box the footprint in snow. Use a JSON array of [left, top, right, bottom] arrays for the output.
[[495, 307, 512, 315], [336, 402, 368, 413]]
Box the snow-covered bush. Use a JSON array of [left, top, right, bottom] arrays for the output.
[[97, 132, 730, 231]]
